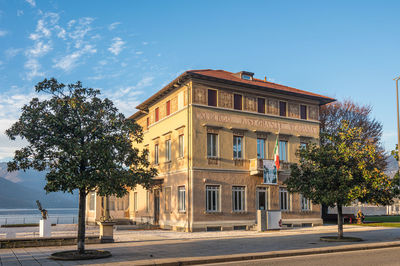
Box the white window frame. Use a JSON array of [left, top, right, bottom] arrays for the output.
[[257, 138, 266, 159], [146, 190, 150, 213], [301, 194, 311, 211], [233, 135, 243, 159], [279, 188, 289, 211], [134, 192, 138, 212], [279, 140, 288, 162], [207, 133, 218, 158], [165, 139, 171, 162], [179, 135, 184, 158], [206, 185, 220, 212], [89, 191, 96, 211], [154, 144, 159, 165], [178, 186, 186, 212], [232, 186, 246, 212]]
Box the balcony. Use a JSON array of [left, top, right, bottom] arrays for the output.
[[249, 159, 263, 176], [249, 159, 291, 176]]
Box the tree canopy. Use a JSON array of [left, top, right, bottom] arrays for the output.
[[286, 121, 399, 238], [320, 99, 387, 170], [6, 78, 157, 253]]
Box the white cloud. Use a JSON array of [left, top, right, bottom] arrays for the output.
[[17, 10, 24, 16], [68, 17, 94, 48], [26, 41, 52, 57], [25, 0, 36, 7], [5, 48, 21, 59], [53, 44, 97, 72], [136, 51, 143, 55], [0, 30, 7, 37], [142, 42, 148, 45], [24, 58, 44, 80], [108, 22, 121, 31], [108, 37, 125, 55]]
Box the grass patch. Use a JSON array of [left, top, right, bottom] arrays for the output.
[[364, 216, 400, 223], [358, 223, 400, 228]]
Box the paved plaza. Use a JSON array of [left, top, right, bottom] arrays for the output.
[[1, 225, 400, 265]]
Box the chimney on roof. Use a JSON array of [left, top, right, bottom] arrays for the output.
[[264, 76, 267, 82], [235, 71, 254, 81]]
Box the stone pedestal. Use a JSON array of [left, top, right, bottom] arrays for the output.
[[257, 210, 267, 232], [39, 219, 51, 237], [97, 221, 116, 243]]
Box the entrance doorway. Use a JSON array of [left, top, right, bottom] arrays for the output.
[[257, 187, 268, 210], [154, 189, 160, 224]]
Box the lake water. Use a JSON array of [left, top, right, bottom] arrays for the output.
[[0, 208, 78, 225]]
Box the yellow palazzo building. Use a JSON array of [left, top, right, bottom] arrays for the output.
[[86, 69, 335, 231]]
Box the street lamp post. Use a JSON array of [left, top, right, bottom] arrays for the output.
[[395, 76, 400, 165]]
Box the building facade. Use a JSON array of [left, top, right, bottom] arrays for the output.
[[86, 69, 335, 231]]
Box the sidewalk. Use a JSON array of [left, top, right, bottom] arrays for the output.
[[1, 225, 400, 265]]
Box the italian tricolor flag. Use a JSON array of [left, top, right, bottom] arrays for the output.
[[274, 137, 280, 170]]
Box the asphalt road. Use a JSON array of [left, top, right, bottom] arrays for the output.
[[204, 246, 400, 266]]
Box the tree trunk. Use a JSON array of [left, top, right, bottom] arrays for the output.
[[77, 188, 86, 254], [337, 204, 344, 239]]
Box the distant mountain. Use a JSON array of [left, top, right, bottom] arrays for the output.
[[0, 162, 78, 209], [385, 155, 399, 178]]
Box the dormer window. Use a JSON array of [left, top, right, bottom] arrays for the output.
[[242, 74, 252, 80], [235, 71, 254, 81]]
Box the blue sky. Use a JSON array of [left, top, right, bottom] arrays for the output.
[[0, 0, 400, 161]]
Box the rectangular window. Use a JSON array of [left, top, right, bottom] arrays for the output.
[[300, 142, 307, 150], [165, 139, 171, 162], [257, 98, 265, 113], [155, 107, 160, 122], [146, 117, 149, 129], [89, 191, 95, 211], [146, 190, 150, 212], [208, 89, 217, 107], [279, 188, 289, 211], [233, 136, 243, 159], [279, 101, 287, 117], [232, 186, 245, 212], [279, 140, 288, 162], [154, 144, 159, 164], [207, 133, 218, 157], [300, 105, 307, 120], [206, 185, 220, 212], [179, 135, 184, 158], [234, 94, 242, 110], [257, 138, 266, 159], [165, 187, 171, 212], [301, 194, 311, 211], [178, 186, 186, 212], [166, 100, 171, 116], [134, 192, 138, 212], [108, 196, 115, 211]]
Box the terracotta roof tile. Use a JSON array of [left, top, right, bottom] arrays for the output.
[[187, 69, 335, 102]]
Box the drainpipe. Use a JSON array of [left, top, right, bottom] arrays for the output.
[[187, 82, 191, 232]]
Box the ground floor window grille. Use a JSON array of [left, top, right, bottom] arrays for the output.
[[232, 186, 245, 212], [206, 185, 220, 212]]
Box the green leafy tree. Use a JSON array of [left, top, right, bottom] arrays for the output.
[[6, 78, 157, 254], [286, 121, 399, 238], [320, 99, 387, 170]]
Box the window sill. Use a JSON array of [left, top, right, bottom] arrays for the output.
[[178, 211, 186, 214], [204, 211, 223, 214], [232, 211, 248, 214]]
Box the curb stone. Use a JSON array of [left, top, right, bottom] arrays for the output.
[[132, 241, 400, 266]]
